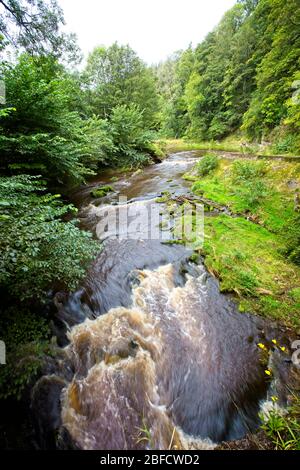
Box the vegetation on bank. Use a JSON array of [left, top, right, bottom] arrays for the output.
[[155, 0, 300, 155], [160, 138, 300, 158], [261, 396, 300, 450], [181, 155, 300, 328], [0, 1, 161, 402], [0, 0, 299, 450]]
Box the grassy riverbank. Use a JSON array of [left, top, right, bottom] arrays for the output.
[[178, 150, 300, 449], [160, 138, 300, 159], [182, 154, 300, 329]]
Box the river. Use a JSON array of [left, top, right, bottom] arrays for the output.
[[31, 151, 292, 450]]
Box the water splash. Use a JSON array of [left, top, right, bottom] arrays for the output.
[[59, 264, 268, 449]]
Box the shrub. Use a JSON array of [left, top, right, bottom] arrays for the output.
[[231, 160, 269, 210], [0, 175, 100, 301], [0, 55, 112, 185], [260, 397, 300, 450], [196, 154, 219, 177], [231, 160, 267, 183], [108, 104, 156, 167]]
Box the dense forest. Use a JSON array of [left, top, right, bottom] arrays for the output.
[[155, 0, 300, 153], [0, 0, 300, 450]]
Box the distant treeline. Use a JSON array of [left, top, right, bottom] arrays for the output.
[[154, 0, 300, 153]]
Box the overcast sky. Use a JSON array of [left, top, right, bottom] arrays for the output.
[[59, 0, 237, 65]]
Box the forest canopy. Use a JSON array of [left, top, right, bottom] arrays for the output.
[[155, 0, 300, 153]]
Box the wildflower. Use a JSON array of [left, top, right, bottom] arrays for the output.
[[280, 346, 286, 352], [265, 369, 272, 376], [258, 343, 267, 350], [272, 339, 277, 345], [271, 396, 278, 402]]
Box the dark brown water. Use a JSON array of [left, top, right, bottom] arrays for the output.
[[32, 152, 293, 450]]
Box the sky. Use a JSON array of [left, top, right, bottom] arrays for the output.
[[59, 0, 237, 65]]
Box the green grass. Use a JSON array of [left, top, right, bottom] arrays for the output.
[[190, 158, 300, 230], [261, 396, 300, 450], [200, 215, 300, 326], [159, 138, 300, 159], [185, 157, 300, 327], [162, 138, 250, 154]]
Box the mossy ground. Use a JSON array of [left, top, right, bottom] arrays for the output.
[[185, 156, 300, 328], [202, 215, 300, 327]]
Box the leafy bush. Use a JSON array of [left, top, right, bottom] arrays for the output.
[[0, 55, 111, 185], [196, 154, 219, 177], [231, 160, 267, 182], [108, 105, 156, 167], [230, 160, 269, 210], [273, 135, 297, 154], [0, 175, 100, 301], [0, 306, 51, 400], [0, 340, 50, 400]]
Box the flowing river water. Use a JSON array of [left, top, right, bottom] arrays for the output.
[[32, 152, 296, 450]]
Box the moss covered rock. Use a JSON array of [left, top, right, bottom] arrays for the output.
[[90, 185, 113, 198]]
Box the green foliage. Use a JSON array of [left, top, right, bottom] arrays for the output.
[[0, 0, 80, 61], [154, 47, 194, 137], [0, 340, 50, 400], [157, 0, 300, 149], [0, 174, 99, 301], [196, 154, 219, 177], [108, 105, 156, 167], [283, 214, 300, 266], [189, 156, 300, 326], [91, 185, 113, 198], [231, 160, 267, 182], [231, 160, 269, 209], [0, 306, 50, 401], [261, 398, 300, 450], [84, 43, 159, 128], [0, 55, 113, 185], [242, 0, 300, 139]]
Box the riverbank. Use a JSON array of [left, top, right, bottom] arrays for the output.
[[167, 150, 300, 450], [159, 138, 300, 160], [180, 153, 300, 328], [47, 150, 300, 450], [1, 149, 299, 451]]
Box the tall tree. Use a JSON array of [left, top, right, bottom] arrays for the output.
[[0, 0, 80, 61], [155, 47, 194, 137], [83, 43, 159, 128], [242, 0, 300, 138]]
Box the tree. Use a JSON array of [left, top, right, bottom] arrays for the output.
[[242, 0, 300, 138], [155, 47, 194, 137], [83, 43, 159, 127], [108, 104, 157, 167], [0, 0, 81, 61], [184, 3, 251, 140], [0, 54, 110, 184]]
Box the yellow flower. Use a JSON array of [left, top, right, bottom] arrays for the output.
[[258, 343, 266, 350], [280, 346, 286, 352], [271, 396, 278, 402], [272, 339, 277, 345], [265, 369, 272, 376]]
